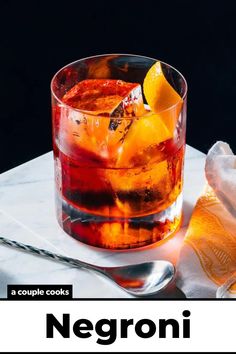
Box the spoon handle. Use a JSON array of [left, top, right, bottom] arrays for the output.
[[0, 236, 102, 272]]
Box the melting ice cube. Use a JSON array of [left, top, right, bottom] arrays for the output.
[[60, 79, 145, 161], [62, 79, 144, 118]]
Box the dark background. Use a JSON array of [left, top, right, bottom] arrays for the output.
[[1, 0, 236, 173]]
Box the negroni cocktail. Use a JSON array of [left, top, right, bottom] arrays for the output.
[[51, 55, 187, 249]]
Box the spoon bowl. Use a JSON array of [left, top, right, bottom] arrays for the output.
[[103, 261, 175, 296]]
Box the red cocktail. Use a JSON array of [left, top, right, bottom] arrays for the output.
[[51, 55, 187, 249]]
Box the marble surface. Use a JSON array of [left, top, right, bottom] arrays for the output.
[[0, 145, 205, 298]]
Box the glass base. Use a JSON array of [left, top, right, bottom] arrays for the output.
[[56, 192, 183, 250]]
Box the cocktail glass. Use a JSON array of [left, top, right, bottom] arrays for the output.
[[51, 54, 187, 249]]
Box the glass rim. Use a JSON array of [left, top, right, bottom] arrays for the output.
[[51, 53, 188, 119]]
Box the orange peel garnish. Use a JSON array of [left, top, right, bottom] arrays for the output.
[[116, 112, 171, 167], [143, 61, 183, 133]]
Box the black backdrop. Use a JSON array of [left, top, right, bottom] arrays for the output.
[[1, 0, 236, 173]]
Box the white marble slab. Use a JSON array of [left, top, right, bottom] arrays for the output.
[[0, 145, 205, 298]]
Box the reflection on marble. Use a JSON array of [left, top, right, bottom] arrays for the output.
[[0, 145, 205, 298]]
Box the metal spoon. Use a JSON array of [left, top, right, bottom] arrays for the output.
[[0, 236, 175, 297]]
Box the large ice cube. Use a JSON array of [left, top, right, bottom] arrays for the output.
[[62, 79, 145, 118], [59, 79, 145, 162]]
